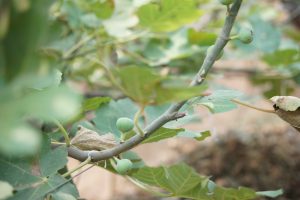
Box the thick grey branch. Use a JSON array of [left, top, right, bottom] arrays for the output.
[[68, 112, 186, 161], [67, 0, 242, 162]]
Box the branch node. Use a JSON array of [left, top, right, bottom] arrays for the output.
[[87, 150, 98, 162], [174, 112, 186, 119], [196, 75, 205, 84]]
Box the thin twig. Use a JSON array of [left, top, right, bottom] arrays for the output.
[[63, 31, 148, 61], [121, 48, 153, 65], [86, 57, 129, 96], [51, 141, 66, 145], [62, 34, 95, 59], [134, 106, 145, 136]]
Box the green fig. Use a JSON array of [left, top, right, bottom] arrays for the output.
[[116, 117, 134, 133], [116, 159, 133, 175], [237, 27, 253, 44]]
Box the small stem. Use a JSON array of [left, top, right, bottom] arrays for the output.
[[110, 158, 117, 170], [86, 57, 129, 96], [63, 31, 148, 61], [53, 119, 71, 146], [121, 48, 152, 65], [62, 156, 92, 178], [231, 99, 275, 113], [226, 5, 230, 13], [120, 133, 125, 143], [51, 141, 66, 145], [229, 35, 239, 40], [113, 156, 119, 162], [134, 106, 145, 137], [63, 33, 95, 59]]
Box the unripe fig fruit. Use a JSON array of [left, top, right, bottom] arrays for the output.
[[237, 27, 253, 44], [116, 159, 133, 174], [116, 117, 134, 132], [207, 45, 223, 60], [218, 0, 234, 6]]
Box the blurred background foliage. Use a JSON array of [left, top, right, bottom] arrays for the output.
[[0, 0, 299, 199]]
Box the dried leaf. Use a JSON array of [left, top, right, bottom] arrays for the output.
[[70, 125, 118, 151], [270, 96, 300, 111], [271, 96, 300, 132], [273, 107, 300, 131]]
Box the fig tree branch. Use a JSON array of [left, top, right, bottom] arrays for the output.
[[67, 112, 186, 161], [67, 0, 243, 162]]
